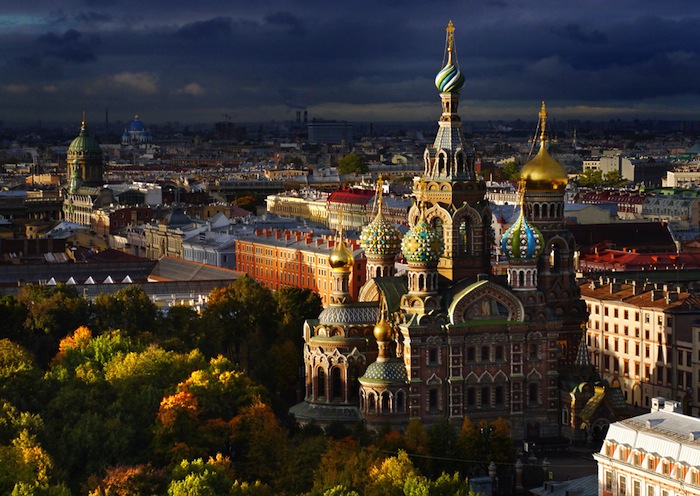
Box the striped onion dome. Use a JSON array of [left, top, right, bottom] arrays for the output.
[[501, 208, 544, 261]]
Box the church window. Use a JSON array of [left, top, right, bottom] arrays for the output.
[[429, 348, 438, 365], [459, 219, 469, 254], [481, 346, 490, 361], [528, 383, 538, 404], [381, 392, 390, 413], [467, 347, 475, 362], [396, 391, 405, 412], [495, 386, 504, 405], [429, 389, 439, 411], [495, 345, 504, 361], [481, 387, 490, 407], [331, 367, 342, 401], [317, 368, 325, 398], [466, 388, 476, 407]]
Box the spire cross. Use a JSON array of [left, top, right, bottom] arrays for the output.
[[538, 101, 548, 143], [446, 20, 455, 64], [81, 110, 86, 129], [376, 176, 384, 215]]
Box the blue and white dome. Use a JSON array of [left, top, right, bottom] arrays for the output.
[[501, 208, 544, 261]]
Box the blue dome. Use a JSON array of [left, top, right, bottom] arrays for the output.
[[501, 208, 544, 261], [128, 116, 146, 132]]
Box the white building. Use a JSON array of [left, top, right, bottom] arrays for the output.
[[594, 398, 700, 496]]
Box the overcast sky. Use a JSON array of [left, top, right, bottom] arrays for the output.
[[2, 1, 700, 126]]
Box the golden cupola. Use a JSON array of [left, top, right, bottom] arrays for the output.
[[520, 101, 568, 192]]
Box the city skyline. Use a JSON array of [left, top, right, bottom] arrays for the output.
[[1, 1, 700, 126]]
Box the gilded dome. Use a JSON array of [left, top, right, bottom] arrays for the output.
[[373, 317, 392, 342], [401, 217, 443, 263], [501, 208, 544, 261], [329, 240, 354, 271], [68, 122, 102, 156], [520, 142, 568, 192], [360, 209, 402, 258]]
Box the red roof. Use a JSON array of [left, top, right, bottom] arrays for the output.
[[327, 188, 375, 205]]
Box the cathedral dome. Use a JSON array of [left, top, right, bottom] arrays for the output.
[[362, 360, 408, 383], [127, 115, 146, 132], [434, 20, 464, 93], [373, 317, 392, 342], [68, 122, 102, 156], [360, 210, 402, 258], [401, 217, 443, 263], [435, 62, 465, 94], [520, 142, 568, 192], [501, 208, 544, 261], [329, 241, 354, 270]]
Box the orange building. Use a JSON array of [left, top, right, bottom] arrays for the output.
[[235, 228, 366, 305]]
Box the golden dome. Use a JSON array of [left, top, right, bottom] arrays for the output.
[[329, 241, 354, 271], [520, 101, 567, 192], [373, 317, 392, 342], [520, 142, 568, 191]]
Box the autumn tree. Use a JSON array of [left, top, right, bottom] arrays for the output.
[[86, 464, 167, 496], [18, 284, 90, 366], [201, 277, 279, 380]]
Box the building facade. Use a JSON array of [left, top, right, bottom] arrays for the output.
[[290, 23, 587, 441], [594, 398, 700, 496]]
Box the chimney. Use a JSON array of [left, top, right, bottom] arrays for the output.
[[666, 291, 679, 303], [651, 397, 664, 412], [275, 230, 282, 239], [631, 281, 638, 296], [651, 290, 663, 301], [664, 400, 682, 413], [610, 281, 622, 293]]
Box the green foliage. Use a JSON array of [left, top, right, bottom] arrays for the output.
[[157, 305, 204, 352], [336, 153, 368, 175], [18, 284, 90, 366], [603, 169, 626, 187], [0, 295, 29, 343], [0, 340, 44, 410], [500, 161, 521, 181], [91, 286, 158, 337], [168, 455, 235, 496], [576, 168, 603, 187], [233, 196, 258, 213]]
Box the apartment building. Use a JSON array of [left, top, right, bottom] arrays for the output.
[[594, 398, 700, 496], [581, 280, 700, 413], [234, 228, 366, 306]]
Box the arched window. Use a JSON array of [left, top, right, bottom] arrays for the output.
[[317, 368, 325, 398], [331, 367, 342, 401], [396, 391, 405, 412], [459, 219, 469, 254], [429, 389, 439, 411], [381, 392, 390, 413], [368, 393, 376, 412]]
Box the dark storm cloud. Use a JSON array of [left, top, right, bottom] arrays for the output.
[[265, 12, 307, 37], [0, 0, 699, 124], [38, 29, 98, 63]]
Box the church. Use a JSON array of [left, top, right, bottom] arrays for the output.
[[290, 22, 592, 442]]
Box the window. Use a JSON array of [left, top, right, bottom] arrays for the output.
[[605, 307, 609, 316], [614, 309, 619, 318], [429, 389, 438, 410], [495, 386, 504, 405], [605, 471, 612, 491], [467, 347, 475, 362], [481, 387, 490, 407], [635, 312, 640, 322], [429, 348, 438, 365], [633, 480, 641, 496], [619, 476, 627, 496], [481, 346, 490, 361], [495, 345, 504, 361], [466, 388, 476, 407]]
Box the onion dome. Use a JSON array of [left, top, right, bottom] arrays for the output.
[[329, 239, 354, 270], [434, 21, 465, 93], [360, 203, 401, 258], [501, 208, 544, 261], [68, 121, 102, 156], [520, 142, 568, 192], [373, 317, 392, 342], [401, 216, 443, 263], [520, 101, 567, 191], [435, 62, 465, 93]]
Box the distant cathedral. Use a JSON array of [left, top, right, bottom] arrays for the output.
[[62, 119, 115, 226], [289, 21, 596, 442]]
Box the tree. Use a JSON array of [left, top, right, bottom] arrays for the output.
[[336, 153, 368, 175], [86, 464, 166, 496], [0, 340, 43, 411], [90, 286, 158, 338], [500, 161, 521, 181], [603, 169, 626, 188], [18, 284, 90, 366], [312, 438, 378, 495], [201, 277, 279, 380], [576, 168, 603, 188], [0, 295, 28, 343], [156, 305, 204, 352], [366, 450, 418, 496], [233, 196, 258, 213], [167, 455, 235, 496]]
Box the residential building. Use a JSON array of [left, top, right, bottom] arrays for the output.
[[593, 398, 700, 496]]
